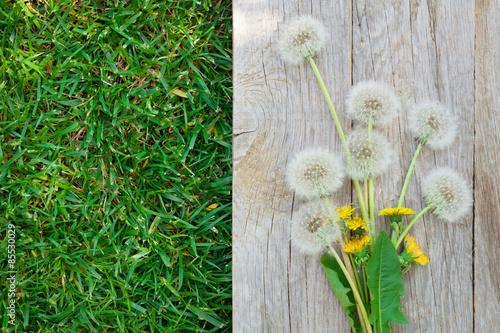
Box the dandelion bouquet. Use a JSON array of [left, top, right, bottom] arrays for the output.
[[280, 17, 472, 332]]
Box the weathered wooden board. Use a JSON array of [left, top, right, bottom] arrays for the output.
[[352, 1, 475, 332], [233, 0, 499, 331], [474, 0, 500, 331]]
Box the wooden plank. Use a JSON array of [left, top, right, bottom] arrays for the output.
[[233, 1, 352, 331], [352, 1, 475, 331], [474, 0, 500, 330], [234, 0, 479, 332]]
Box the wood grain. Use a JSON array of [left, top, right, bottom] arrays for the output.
[[353, 1, 475, 332], [474, 0, 500, 330], [234, 0, 496, 331]]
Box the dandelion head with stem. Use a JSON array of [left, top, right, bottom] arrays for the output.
[[401, 234, 430, 266], [344, 235, 371, 266], [278, 16, 326, 66], [291, 199, 341, 255], [346, 80, 401, 126], [423, 167, 473, 223], [346, 128, 393, 180], [409, 101, 458, 150], [286, 148, 345, 200]]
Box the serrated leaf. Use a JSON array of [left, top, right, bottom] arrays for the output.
[[321, 253, 362, 333], [367, 231, 410, 332]]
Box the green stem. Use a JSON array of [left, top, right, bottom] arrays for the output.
[[323, 196, 337, 220], [351, 255, 365, 305], [390, 228, 399, 245], [368, 122, 375, 240], [398, 142, 423, 207], [362, 265, 369, 308], [364, 181, 369, 212], [326, 196, 365, 306], [308, 57, 348, 150], [369, 179, 375, 237], [395, 205, 432, 247], [329, 246, 373, 333], [307, 56, 370, 226], [353, 181, 370, 232]]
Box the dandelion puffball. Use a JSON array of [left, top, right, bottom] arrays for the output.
[[291, 199, 341, 255], [346, 128, 392, 180], [346, 81, 400, 126], [286, 148, 345, 200], [408, 101, 457, 150], [423, 167, 473, 223], [278, 16, 326, 66]]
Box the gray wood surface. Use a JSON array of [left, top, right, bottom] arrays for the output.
[[474, 0, 500, 331], [233, 1, 499, 332]]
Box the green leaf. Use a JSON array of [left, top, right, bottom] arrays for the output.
[[367, 231, 410, 332], [321, 253, 362, 333]]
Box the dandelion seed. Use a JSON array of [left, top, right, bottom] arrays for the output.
[[278, 16, 326, 66], [346, 128, 392, 180], [286, 148, 345, 200], [345, 81, 400, 126], [423, 167, 473, 222], [291, 199, 341, 255], [408, 101, 457, 150]]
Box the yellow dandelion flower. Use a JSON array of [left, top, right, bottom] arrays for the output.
[[414, 254, 430, 265], [359, 235, 370, 246], [344, 235, 370, 254], [337, 206, 355, 220], [403, 234, 429, 266], [379, 207, 416, 217], [344, 239, 363, 254], [346, 214, 367, 230]]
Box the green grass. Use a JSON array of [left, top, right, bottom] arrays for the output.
[[0, 0, 232, 331]]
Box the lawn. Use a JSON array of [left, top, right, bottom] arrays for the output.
[[0, 0, 232, 331]]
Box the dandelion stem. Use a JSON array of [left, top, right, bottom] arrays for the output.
[[368, 122, 376, 241], [369, 180, 375, 236], [398, 142, 423, 207], [328, 246, 373, 333], [339, 238, 364, 310], [350, 253, 366, 304], [353, 181, 370, 231], [390, 227, 399, 245], [307, 56, 370, 230], [324, 196, 363, 307], [364, 181, 368, 211], [307, 57, 348, 151], [395, 205, 432, 247], [323, 196, 337, 220], [362, 266, 369, 306]]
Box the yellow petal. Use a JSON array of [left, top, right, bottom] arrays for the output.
[[207, 203, 219, 211]]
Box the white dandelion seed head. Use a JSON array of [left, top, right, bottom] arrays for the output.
[[286, 147, 345, 200], [346, 128, 393, 180], [408, 101, 458, 150], [291, 199, 340, 255], [423, 167, 473, 223], [278, 16, 326, 66], [345, 80, 401, 126]]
